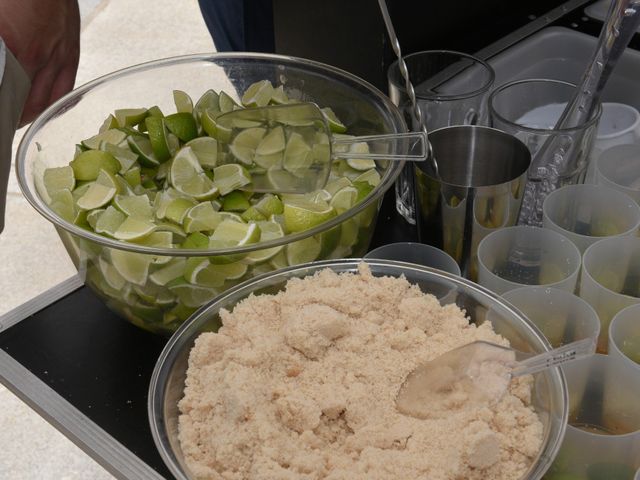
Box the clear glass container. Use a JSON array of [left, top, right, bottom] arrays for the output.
[[148, 259, 568, 480], [16, 53, 406, 334]]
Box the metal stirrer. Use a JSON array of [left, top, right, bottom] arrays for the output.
[[377, 0, 439, 179]]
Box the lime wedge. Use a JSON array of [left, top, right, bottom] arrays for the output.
[[113, 194, 153, 219], [255, 194, 284, 216], [241, 80, 274, 108], [283, 198, 336, 233], [170, 147, 219, 200], [229, 127, 266, 165], [321, 107, 347, 133], [49, 189, 76, 223], [245, 220, 284, 263], [145, 116, 171, 162], [286, 236, 322, 264], [165, 197, 197, 224], [186, 136, 218, 168], [165, 112, 198, 142], [324, 177, 353, 197], [70, 150, 121, 181], [99, 114, 118, 132], [221, 191, 250, 212], [270, 85, 289, 105], [114, 108, 148, 128], [113, 216, 156, 241], [353, 169, 381, 187], [212, 164, 251, 196], [82, 129, 127, 150], [254, 151, 282, 169], [127, 135, 159, 167], [76, 182, 117, 210], [95, 206, 126, 236], [110, 249, 153, 285], [185, 258, 247, 287], [266, 167, 298, 191], [181, 231, 209, 249], [218, 91, 239, 113], [209, 220, 261, 248], [99, 142, 138, 173], [43, 166, 75, 197], [168, 282, 217, 308], [98, 255, 127, 290], [149, 257, 186, 286], [240, 206, 266, 222], [329, 186, 358, 214], [183, 201, 222, 233], [194, 89, 220, 119], [283, 132, 312, 174], [173, 90, 193, 114], [256, 126, 285, 156], [270, 250, 288, 270], [87, 208, 105, 230]]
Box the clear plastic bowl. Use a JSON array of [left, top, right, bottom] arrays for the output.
[[16, 53, 406, 334], [148, 259, 568, 480]]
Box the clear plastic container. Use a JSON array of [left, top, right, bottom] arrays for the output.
[[609, 303, 640, 372], [148, 259, 568, 480]]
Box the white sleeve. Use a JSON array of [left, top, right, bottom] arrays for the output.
[[0, 39, 31, 233]]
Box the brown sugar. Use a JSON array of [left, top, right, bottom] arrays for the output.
[[178, 263, 543, 479]]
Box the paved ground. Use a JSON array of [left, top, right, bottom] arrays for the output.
[[0, 0, 214, 477]]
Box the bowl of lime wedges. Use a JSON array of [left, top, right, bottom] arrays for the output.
[[16, 53, 406, 334]]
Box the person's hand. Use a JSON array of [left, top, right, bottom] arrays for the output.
[[0, 0, 80, 126]]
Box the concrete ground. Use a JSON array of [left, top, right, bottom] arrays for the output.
[[0, 0, 214, 477]]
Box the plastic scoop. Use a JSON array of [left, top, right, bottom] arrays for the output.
[[214, 102, 428, 194], [396, 337, 596, 418]]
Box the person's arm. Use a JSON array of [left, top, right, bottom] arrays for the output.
[[0, 0, 80, 126]]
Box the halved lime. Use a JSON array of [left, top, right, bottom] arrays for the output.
[[113, 216, 156, 241], [286, 235, 322, 264], [173, 90, 193, 114], [165, 112, 198, 142], [183, 201, 222, 233], [212, 164, 251, 196], [186, 136, 218, 168], [70, 150, 121, 181], [43, 166, 75, 197], [256, 126, 285, 156], [170, 147, 219, 200], [229, 127, 266, 165], [110, 249, 153, 286], [283, 198, 336, 233], [82, 129, 127, 150], [76, 182, 117, 210], [95, 206, 126, 236], [113, 194, 153, 219], [241, 80, 274, 108]]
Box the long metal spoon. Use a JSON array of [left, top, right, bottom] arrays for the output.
[[518, 0, 640, 226]]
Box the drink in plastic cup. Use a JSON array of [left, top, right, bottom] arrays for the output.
[[364, 242, 460, 276], [609, 303, 640, 371], [544, 354, 640, 480], [388, 50, 495, 225], [580, 236, 640, 353], [542, 184, 640, 254], [597, 144, 640, 205], [502, 286, 600, 349], [477, 226, 581, 295]]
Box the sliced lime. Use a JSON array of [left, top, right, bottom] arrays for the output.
[[95, 206, 126, 236], [256, 126, 285, 156], [145, 116, 171, 162], [168, 282, 217, 308], [113, 194, 153, 219], [173, 90, 193, 114], [245, 220, 284, 263], [324, 177, 353, 197], [270, 85, 289, 105], [114, 108, 148, 128], [255, 194, 284, 216], [240, 206, 266, 222], [212, 164, 251, 196], [76, 182, 117, 210], [170, 147, 219, 200], [218, 91, 239, 113], [49, 189, 75, 223], [149, 257, 186, 286], [283, 198, 336, 233], [221, 191, 250, 212], [266, 167, 298, 191], [321, 107, 347, 133], [241, 80, 274, 108], [283, 132, 312, 174], [194, 89, 219, 119], [254, 151, 282, 169], [353, 168, 381, 187], [110, 249, 153, 286], [182, 231, 209, 249], [86, 208, 105, 230], [127, 135, 159, 167], [186, 136, 218, 168], [346, 142, 376, 171], [185, 258, 247, 287], [183, 202, 222, 233], [329, 186, 358, 214], [98, 142, 138, 173], [165, 112, 198, 142], [70, 150, 121, 181], [270, 250, 288, 270], [82, 129, 127, 150], [286, 236, 322, 264], [113, 216, 156, 241], [99, 114, 118, 132], [98, 255, 127, 290], [165, 197, 197, 224], [43, 166, 75, 197], [229, 127, 266, 165], [209, 220, 260, 248]]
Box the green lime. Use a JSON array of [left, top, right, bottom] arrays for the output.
[[221, 191, 250, 212], [329, 186, 358, 214], [256, 126, 285, 156], [113, 216, 156, 241], [99, 142, 138, 173], [114, 108, 148, 128], [113, 194, 153, 219], [49, 189, 76, 223], [94, 206, 126, 236], [240, 206, 267, 222], [149, 257, 186, 286], [209, 219, 261, 248], [110, 249, 153, 286], [173, 90, 193, 114], [321, 107, 347, 133], [212, 164, 252, 196], [168, 283, 217, 308], [270, 85, 289, 105], [183, 202, 222, 233], [229, 127, 266, 165], [186, 136, 218, 168], [218, 91, 239, 113], [353, 168, 381, 187], [283, 198, 336, 233], [43, 166, 75, 198], [286, 235, 321, 265], [170, 147, 219, 200], [165, 112, 198, 142], [346, 142, 376, 171], [81, 129, 127, 150], [255, 194, 284, 216], [182, 231, 209, 249], [76, 182, 116, 210], [241, 80, 274, 107], [245, 220, 284, 263], [194, 89, 220, 119], [127, 135, 160, 167], [145, 116, 171, 162], [283, 132, 312, 174], [70, 150, 121, 181], [165, 197, 198, 224]]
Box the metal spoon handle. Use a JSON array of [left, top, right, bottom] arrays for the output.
[[510, 337, 596, 377]]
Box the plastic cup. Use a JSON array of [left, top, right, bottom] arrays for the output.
[[502, 286, 600, 349], [609, 303, 640, 372], [597, 144, 640, 205], [542, 184, 640, 254], [544, 354, 640, 480], [364, 242, 461, 276], [477, 226, 582, 295], [580, 236, 640, 353]]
